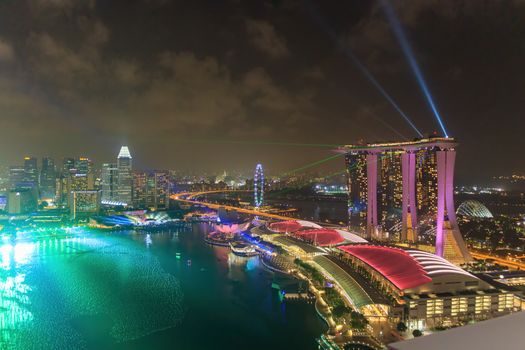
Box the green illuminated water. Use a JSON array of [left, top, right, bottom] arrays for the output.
[[0, 225, 326, 349]]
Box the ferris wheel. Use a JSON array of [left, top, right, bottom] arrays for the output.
[[254, 163, 264, 208]]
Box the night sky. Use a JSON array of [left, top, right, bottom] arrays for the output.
[[0, 0, 523, 181]]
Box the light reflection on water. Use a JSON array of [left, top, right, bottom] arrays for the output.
[[0, 226, 326, 350], [0, 230, 185, 349], [0, 241, 36, 346]]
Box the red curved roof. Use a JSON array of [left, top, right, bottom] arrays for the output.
[[269, 220, 303, 233], [338, 245, 432, 290], [294, 229, 344, 246]]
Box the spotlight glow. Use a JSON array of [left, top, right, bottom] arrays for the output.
[[306, 0, 423, 138], [381, 0, 449, 137]]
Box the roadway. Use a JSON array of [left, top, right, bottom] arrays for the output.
[[172, 190, 524, 270], [171, 190, 300, 221], [470, 251, 525, 270]]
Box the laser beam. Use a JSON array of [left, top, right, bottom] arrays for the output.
[[380, 0, 449, 137], [283, 153, 344, 175], [173, 139, 342, 148], [306, 1, 423, 138]]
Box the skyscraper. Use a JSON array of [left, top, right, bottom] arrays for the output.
[[8, 165, 25, 189], [117, 146, 132, 205], [132, 172, 152, 209], [69, 190, 101, 219], [75, 157, 93, 176], [40, 157, 56, 200], [101, 163, 118, 202], [379, 151, 403, 230], [153, 171, 170, 210], [339, 137, 471, 263], [67, 173, 90, 208], [62, 158, 75, 175], [23, 157, 38, 188], [416, 149, 438, 220], [132, 170, 170, 210], [7, 157, 39, 207], [7, 189, 37, 214], [346, 153, 368, 234]]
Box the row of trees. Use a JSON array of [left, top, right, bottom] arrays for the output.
[[293, 258, 369, 329]]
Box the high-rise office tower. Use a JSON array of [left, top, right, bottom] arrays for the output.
[[67, 171, 98, 208], [40, 157, 56, 200], [117, 146, 132, 205], [8, 165, 25, 189], [7, 189, 37, 214], [62, 158, 75, 175], [132, 171, 170, 210], [75, 157, 93, 176], [70, 191, 101, 219], [132, 172, 151, 209], [23, 157, 38, 188], [101, 163, 118, 202], [8, 157, 39, 210], [57, 157, 76, 207], [153, 171, 170, 210]]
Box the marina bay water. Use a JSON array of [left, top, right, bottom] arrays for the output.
[[0, 224, 326, 349]]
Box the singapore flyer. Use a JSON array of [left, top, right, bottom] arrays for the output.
[[254, 163, 264, 208]]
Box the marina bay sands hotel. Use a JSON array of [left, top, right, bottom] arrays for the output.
[[337, 137, 471, 264]]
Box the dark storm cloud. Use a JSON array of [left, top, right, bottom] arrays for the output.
[[0, 0, 523, 180]]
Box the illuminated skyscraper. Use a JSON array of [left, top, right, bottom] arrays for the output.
[[7, 189, 37, 214], [70, 190, 101, 219], [40, 157, 56, 200], [8, 165, 25, 189], [75, 157, 93, 176], [153, 171, 170, 210], [416, 149, 438, 220], [101, 163, 118, 202], [339, 137, 471, 264], [24, 156, 38, 183], [132, 172, 150, 209], [67, 173, 90, 208], [62, 158, 75, 175], [132, 171, 170, 210], [379, 151, 403, 230], [117, 146, 132, 205], [9, 157, 39, 207], [346, 153, 368, 234]]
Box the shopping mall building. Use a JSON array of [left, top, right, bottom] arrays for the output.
[[334, 245, 518, 329]]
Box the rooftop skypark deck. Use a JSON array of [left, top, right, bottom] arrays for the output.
[[336, 137, 457, 153]]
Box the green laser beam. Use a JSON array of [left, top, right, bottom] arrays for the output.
[[282, 153, 344, 176], [173, 139, 343, 148]]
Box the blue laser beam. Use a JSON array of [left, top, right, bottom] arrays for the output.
[[306, 1, 423, 138], [380, 0, 449, 137]]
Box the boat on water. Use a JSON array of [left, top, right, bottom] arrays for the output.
[[229, 241, 258, 257]]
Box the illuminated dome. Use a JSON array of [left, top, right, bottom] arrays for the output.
[[456, 200, 493, 219], [294, 228, 345, 246]]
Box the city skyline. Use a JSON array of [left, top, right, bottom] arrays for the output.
[[0, 1, 524, 180], [0, 2, 523, 349]]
